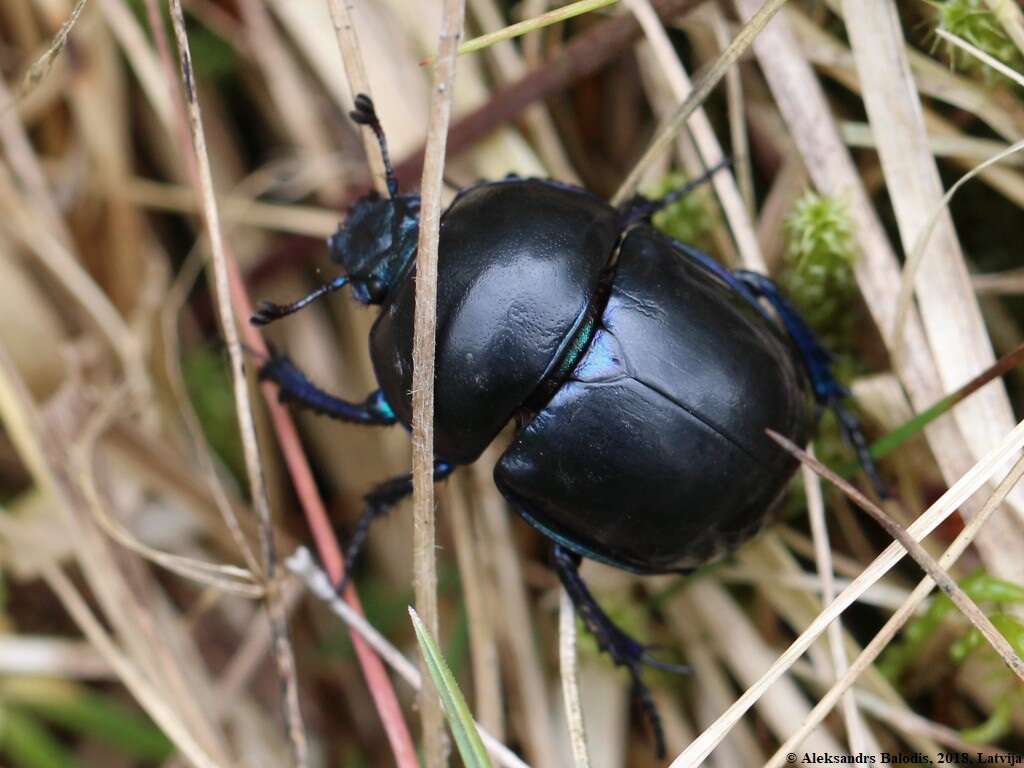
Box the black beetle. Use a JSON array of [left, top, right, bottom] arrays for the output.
[[253, 95, 881, 756]]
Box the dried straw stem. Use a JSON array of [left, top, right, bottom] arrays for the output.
[[165, 1, 306, 762], [411, 2, 465, 765], [762, 453, 1024, 767], [669, 415, 1024, 766], [775, 433, 1024, 683], [801, 458, 874, 754], [287, 548, 531, 768], [559, 588, 590, 767], [611, 0, 791, 206]]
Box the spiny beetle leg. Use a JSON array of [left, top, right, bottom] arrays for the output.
[[620, 157, 732, 225], [732, 269, 888, 498], [334, 461, 454, 597], [258, 350, 397, 426], [553, 544, 689, 758], [250, 275, 349, 326]]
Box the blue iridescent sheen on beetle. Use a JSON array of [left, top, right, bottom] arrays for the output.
[[252, 94, 883, 758]]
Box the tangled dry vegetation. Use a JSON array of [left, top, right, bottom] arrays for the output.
[[2, 0, 1024, 766]]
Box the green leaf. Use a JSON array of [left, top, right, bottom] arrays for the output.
[[12, 689, 172, 762], [0, 707, 80, 768], [408, 608, 492, 768]]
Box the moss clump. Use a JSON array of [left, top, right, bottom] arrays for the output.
[[782, 191, 859, 364], [645, 172, 715, 253], [930, 0, 1024, 83]]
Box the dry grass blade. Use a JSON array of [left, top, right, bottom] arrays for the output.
[[8, 0, 90, 105], [891, 136, 1024, 358], [670, 415, 1024, 767], [412, 3, 466, 765], [436, 0, 617, 61], [72, 385, 263, 597], [42, 565, 224, 768], [736, 0, 1024, 582], [286, 548, 532, 768], [771, 431, 1024, 683], [611, 0, 791, 206], [889, 27, 1024, 358], [936, 27, 1024, 87], [559, 588, 590, 767], [763, 453, 1024, 767], [324, 0, 389, 194], [624, 0, 765, 271], [165, 1, 307, 762], [801, 458, 873, 753]]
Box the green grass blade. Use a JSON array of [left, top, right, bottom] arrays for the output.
[[13, 689, 172, 762], [409, 608, 493, 768], [423, 0, 618, 63], [0, 708, 80, 768]]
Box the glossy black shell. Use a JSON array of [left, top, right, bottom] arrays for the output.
[[370, 178, 620, 463], [495, 226, 815, 572], [370, 179, 816, 573]]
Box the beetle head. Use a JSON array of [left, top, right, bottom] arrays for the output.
[[329, 192, 420, 304]]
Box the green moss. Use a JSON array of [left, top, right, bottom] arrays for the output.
[[183, 347, 245, 483], [930, 0, 1024, 83], [645, 172, 715, 253], [782, 191, 859, 356], [879, 570, 1024, 681]]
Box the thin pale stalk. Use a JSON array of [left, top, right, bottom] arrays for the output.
[[669, 415, 1024, 767], [125, 177, 339, 236], [935, 27, 1024, 87], [324, 0, 389, 195], [891, 137, 1024, 360], [432, 0, 618, 61], [449, 477, 504, 743], [762, 452, 1024, 768], [165, 2, 306, 762], [559, 589, 590, 768], [11, 0, 89, 102], [774, 433, 1024, 682], [611, 0, 791, 206], [801, 457, 873, 754], [708, 4, 754, 215], [286, 548, 532, 768], [412, 3, 465, 766], [624, 0, 765, 271]]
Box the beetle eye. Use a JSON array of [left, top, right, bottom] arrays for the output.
[[365, 278, 387, 302]]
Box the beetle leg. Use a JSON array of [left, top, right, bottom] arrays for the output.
[[553, 544, 687, 758], [334, 461, 455, 596], [258, 350, 397, 426], [251, 275, 349, 326], [733, 270, 888, 497], [620, 158, 731, 225]]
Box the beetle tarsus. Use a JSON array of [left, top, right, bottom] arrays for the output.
[[250, 275, 349, 326], [553, 544, 681, 758], [334, 461, 455, 597], [258, 352, 398, 426], [350, 93, 399, 199]]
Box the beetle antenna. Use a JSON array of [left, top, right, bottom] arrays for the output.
[[624, 157, 732, 224], [350, 94, 399, 199]]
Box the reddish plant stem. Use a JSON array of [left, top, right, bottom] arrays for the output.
[[226, 258, 419, 768], [143, 0, 417, 761]]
